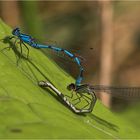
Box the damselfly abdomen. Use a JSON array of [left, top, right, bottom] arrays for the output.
[[39, 81, 97, 114]]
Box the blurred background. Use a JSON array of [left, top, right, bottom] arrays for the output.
[[0, 1, 140, 111]]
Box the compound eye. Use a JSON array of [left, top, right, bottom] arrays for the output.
[[67, 83, 76, 91], [15, 27, 20, 31], [12, 28, 20, 36]]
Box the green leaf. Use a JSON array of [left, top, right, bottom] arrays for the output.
[[0, 19, 139, 139]]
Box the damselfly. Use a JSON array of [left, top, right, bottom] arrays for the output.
[[39, 80, 140, 114], [39, 81, 97, 114], [7, 27, 84, 88]]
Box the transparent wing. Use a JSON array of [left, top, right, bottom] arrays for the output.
[[41, 40, 85, 63], [89, 85, 140, 100]]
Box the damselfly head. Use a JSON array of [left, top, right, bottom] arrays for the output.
[[67, 83, 76, 91], [12, 27, 20, 36]]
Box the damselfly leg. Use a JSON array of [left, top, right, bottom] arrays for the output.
[[21, 41, 30, 58], [4, 35, 30, 60], [38, 81, 97, 113], [64, 90, 74, 99], [65, 90, 87, 107], [15, 40, 30, 60], [74, 85, 96, 110], [19, 40, 23, 59], [72, 92, 82, 105], [71, 91, 90, 108]]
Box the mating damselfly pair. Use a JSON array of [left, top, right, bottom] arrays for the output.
[[1, 27, 140, 114]]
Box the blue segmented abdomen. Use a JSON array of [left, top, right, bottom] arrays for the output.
[[36, 44, 50, 48], [63, 50, 74, 58], [51, 46, 62, 51], [75, 66, 84, 86], [74, 57, 81, 66], [35, 44, 74, 58], [76, 77, 83, 86], [36, 44, 61, 51]]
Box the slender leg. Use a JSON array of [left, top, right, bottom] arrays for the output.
[[72, 90, 92, 106], [19, 41, 23, 57], [11, 38, 18, 49], [65, 90, 74, 99], [12, 38, 19, 51], [16, 40, 22, 64], [22, 42, 29, 58], [13, 38, 18, 50], [78, 93, 91, 110], [82, 94, 92, 102], [10, 38, 20, 65], [73, 93, 82, 106], [72, 92, 81, 101], [82, 94, 92, 108], [81, 99, 90, 110], [72, 92, 91, 110], [14, 38, 18, 45]]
